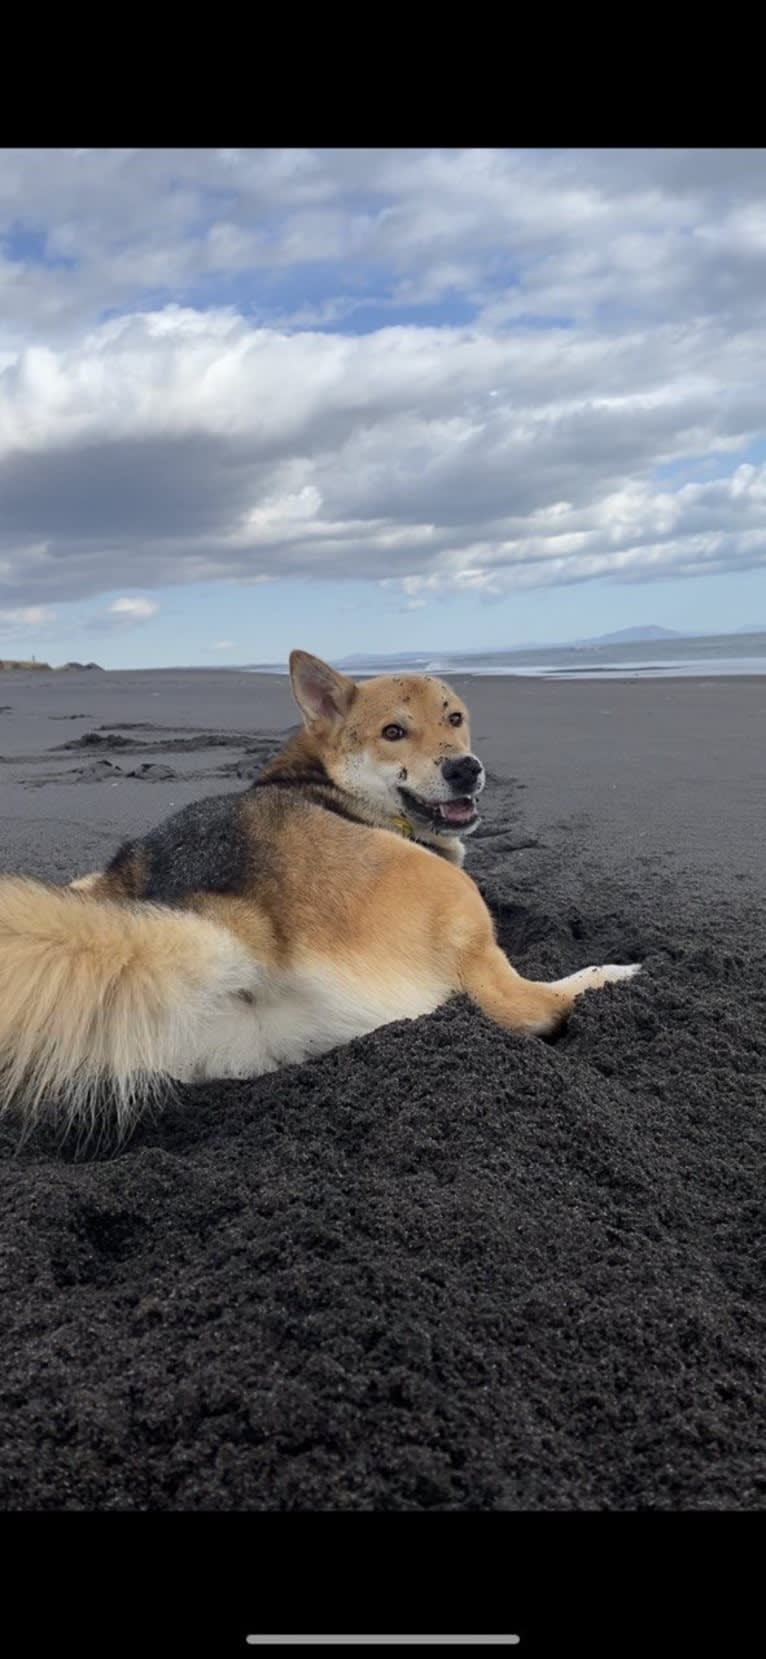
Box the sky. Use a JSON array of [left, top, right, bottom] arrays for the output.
[[1, 146, 766, 669]]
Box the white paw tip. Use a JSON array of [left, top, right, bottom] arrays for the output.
[[601, 962, 642, 982]]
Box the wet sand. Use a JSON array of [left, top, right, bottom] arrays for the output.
[[0, 668, 764, 1509]]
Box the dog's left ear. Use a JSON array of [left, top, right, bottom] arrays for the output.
[[289, 650, 357, 728]]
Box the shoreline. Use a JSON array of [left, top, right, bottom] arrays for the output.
[[40, 666, 766, 682]]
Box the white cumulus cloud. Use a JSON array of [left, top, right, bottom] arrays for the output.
[[108, 596, 159, 620], [0, 148, 764, 611]]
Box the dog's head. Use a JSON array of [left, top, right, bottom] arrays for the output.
[[289, 649, 485, 839]]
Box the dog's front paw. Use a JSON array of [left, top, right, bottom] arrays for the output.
[[595, 963, 642, 984], [550, 962, 642, 996]]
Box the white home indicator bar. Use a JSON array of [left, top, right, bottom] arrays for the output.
[[246, 1640, 520, 1648]]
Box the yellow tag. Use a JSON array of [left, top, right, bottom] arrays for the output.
[[391, 814, 413, 838]]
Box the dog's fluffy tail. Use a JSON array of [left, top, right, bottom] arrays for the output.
[[0, 877, 255, 1139]]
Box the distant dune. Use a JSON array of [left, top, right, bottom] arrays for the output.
[[0, 660, 103, 673], [0, 659, 52, 672]]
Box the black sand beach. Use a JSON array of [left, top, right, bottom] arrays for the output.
[[0, 668, 764, 1510]]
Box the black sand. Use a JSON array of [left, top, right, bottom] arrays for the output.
[[0, 669, 764, 1510]]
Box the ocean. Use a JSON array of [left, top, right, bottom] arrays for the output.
[[252, 630, 766, 681]]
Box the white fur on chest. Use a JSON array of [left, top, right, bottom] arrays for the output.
[[183, 957, 451, 1083]]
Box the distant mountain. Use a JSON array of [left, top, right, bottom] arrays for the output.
[[247, 623, 766, 677], [578, 625, 685, 645], [337, 630, 688, 662]]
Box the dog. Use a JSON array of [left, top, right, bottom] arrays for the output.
[[0, 650, 639, 1136]]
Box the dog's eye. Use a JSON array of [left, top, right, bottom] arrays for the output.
[[382, 723, 406, 741], [448, 711, 463, 727]]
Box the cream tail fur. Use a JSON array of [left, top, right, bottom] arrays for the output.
[[0, 877, 256, 1139]]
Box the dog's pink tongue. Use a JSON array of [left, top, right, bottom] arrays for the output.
[[441, 799, 474, 824]]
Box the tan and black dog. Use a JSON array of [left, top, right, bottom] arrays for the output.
[[0, 650, 639, 1134]]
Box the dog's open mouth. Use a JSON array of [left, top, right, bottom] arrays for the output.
[[398, 787, 480, 834]]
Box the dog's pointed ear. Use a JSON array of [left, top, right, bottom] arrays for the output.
[[289, 650, 357, 728]]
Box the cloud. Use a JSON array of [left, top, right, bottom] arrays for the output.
[[0, 149, 765, 610], [0, 605, 56, 625], [80, 595, 160, 634], [108, 597, 159, 619]]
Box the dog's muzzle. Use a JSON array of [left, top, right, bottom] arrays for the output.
[[398, 754, 485, 835]]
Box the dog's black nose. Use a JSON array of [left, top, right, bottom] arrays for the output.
[[441, 754, 483, 792]]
